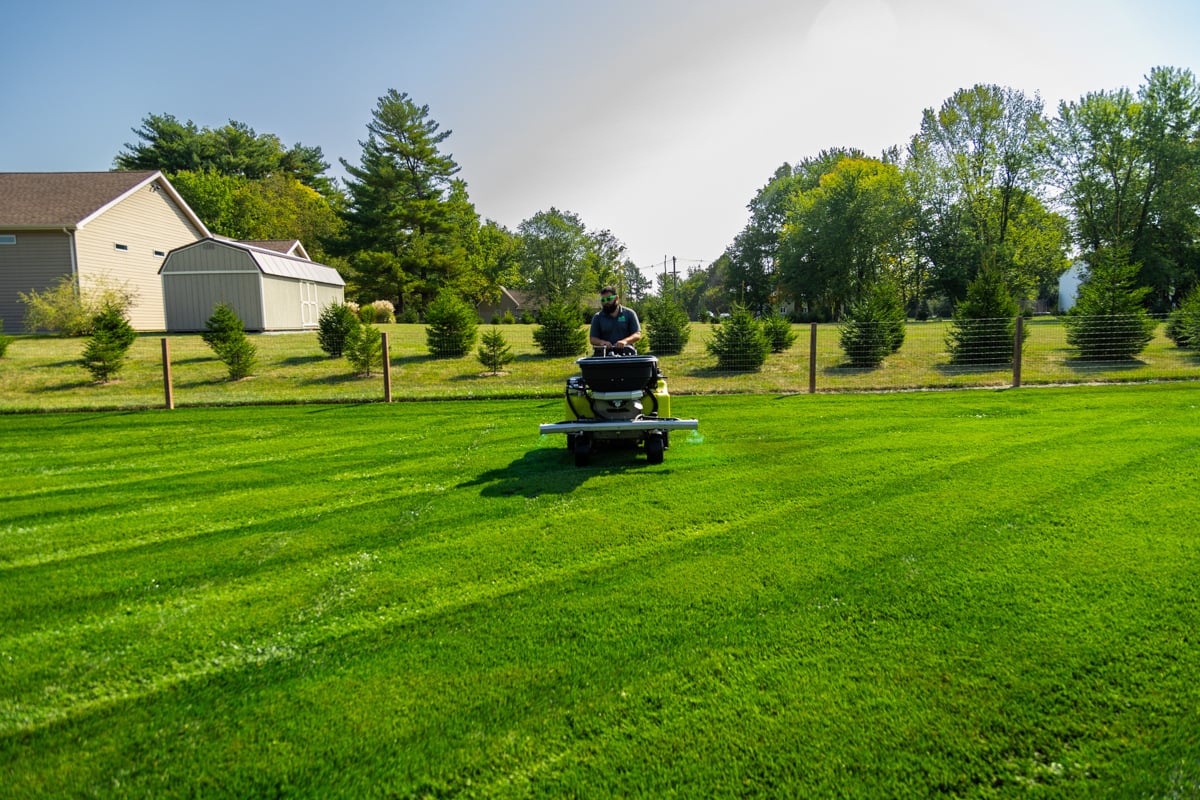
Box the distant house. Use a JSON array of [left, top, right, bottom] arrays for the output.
[[160, 238, 344, 332], [1059, 260, 1087, 313], [476, 286, 535, 322], [0, 171, 209, 332]]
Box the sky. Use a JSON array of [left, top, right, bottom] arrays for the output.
[[3, 0, 1198, 280]]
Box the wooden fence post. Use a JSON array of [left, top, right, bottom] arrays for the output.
[[1012, 315, 1024, 388], [161, 337, 174, 410], [809, 323, 818, 394], [382, 331, 392, 403]]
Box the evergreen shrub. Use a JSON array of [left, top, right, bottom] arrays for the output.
[[477, 327, 515, 374], [840, 283, 905, 368], [1064, 247, 1155, 360], [533, 302, 588, 357], [946, 268, 1024, 365], [645, 299, 690, 355], [425, 292, 478, 357], [705, 304, 769, 371], [81, 305, 137, 382], [318, 302, 361, 357], [346, 323, 384, 376]]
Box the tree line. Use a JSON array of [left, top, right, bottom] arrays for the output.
[[115, 67, 1200, 322]]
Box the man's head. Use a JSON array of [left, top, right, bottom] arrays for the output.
[[600, 286, 619, 314]]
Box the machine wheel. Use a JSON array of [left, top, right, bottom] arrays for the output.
[[572, 434, 592, 467], [645, 433, 665, 465]]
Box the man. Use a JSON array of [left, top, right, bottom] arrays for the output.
[[589, 286, 642, 352]]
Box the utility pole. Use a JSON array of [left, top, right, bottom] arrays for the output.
[[671, 256, 679, 302]]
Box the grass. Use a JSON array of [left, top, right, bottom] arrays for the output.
[[1, 319, 1197, 411], [2, 384, 1199, 797]]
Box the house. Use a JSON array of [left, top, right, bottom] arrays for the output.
[[476, 286, 535, 322], [160, 238, 344, 332], [1059, 260, 1087, 313], [0, 171, 209, 333]]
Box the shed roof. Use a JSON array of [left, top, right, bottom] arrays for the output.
[[0, 171, 209, 235], [163, 238, 344, 286]]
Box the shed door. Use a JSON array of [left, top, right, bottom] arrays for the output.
[[300, 281, 319, 327]]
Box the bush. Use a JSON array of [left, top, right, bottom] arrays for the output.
[[477, 327, 515, 374], [644, 299, 690, 355], [318, 302, 362, 357], [520, 311, 535, 325], [840, 283, 905, 368], [761, 310, 798, 354], [20, 275, 137, 336], [533, 301, 588, 357], [80, 305, 137, 382], [1166, 286, 1200, 349], [345, 323, 383, 377], [502, 310, 516, 325], [424, 292, 478, 357], [1064, 246, 1155, 360], [0, 321, 12, 358], [705, 304, 770, 371], [946, 268, 1023, 365]]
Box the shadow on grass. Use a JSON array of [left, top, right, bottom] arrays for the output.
[[460, 441, 659, 497], [280, 355, 329, 367], [1063, 357, 1147, 372], [934, 361, 1012, 376]]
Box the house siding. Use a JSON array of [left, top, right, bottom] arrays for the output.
[[0, 231, 73, 332], [75, 178, 204, 330]]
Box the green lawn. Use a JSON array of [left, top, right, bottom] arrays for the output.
[[2, 386, 1199, 797], [2, 319, 1197, 411]]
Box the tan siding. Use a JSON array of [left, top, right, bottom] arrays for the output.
[[163, 273, 263, 331], [0, 231, 73, 333], [75, 180, 204, 330]]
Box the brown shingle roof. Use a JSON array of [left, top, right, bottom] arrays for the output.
[[0, 171, 160, 227], [239, 239, 306, 257]]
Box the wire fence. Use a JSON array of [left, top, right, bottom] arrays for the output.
[[1, 315, 1198, 411]]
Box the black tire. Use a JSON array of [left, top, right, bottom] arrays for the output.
[[645, 433, 664, 465], [573, 434, 591, 467]]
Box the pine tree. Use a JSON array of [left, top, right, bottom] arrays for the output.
[[477, 327, 515, 374], [644, 298, 691, 355], [1065, 246, 1155, 360], [705, 304, 770, 371], [533, 301, 588, 357], [318, 302, 361, 357], [345, 323, 383, 376], [202, 303, 243, 352], [81, 305, 137, 382], [424, 292, 477, 357], [946, 267, 1023, 365], [336, 90, 465, 311], [840, 282, 906, 368]]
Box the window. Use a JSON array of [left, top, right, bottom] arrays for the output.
[[0, 234, 15, 245], [154, 250, 165, 258], [115, 243, 129, 252]]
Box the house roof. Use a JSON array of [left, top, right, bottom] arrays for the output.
[[238, 239, 310, 260], [0, 170, 210, 235], [163, 238, 344, 287]]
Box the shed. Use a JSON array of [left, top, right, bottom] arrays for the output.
[[160, 238, 344, 331]]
